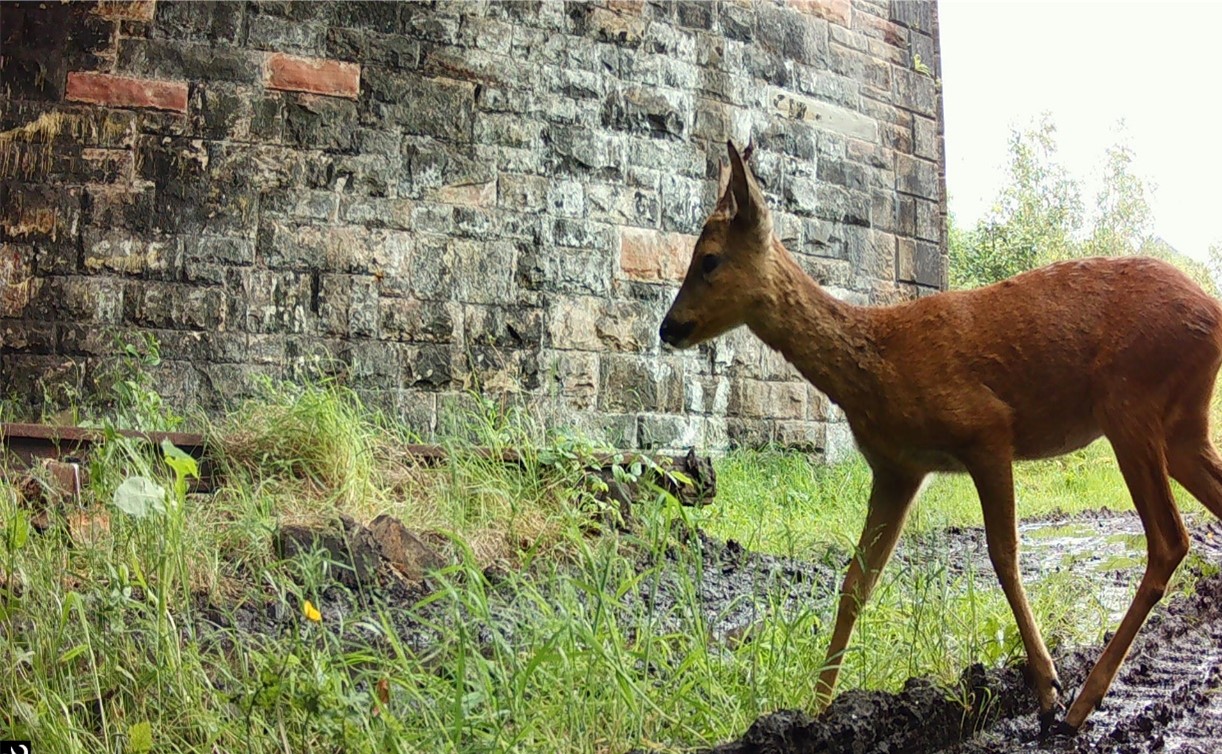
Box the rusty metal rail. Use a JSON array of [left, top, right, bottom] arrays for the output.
[[1, 422, 217, 491]]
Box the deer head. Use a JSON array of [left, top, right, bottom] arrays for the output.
[[659, 140, 775, 349]]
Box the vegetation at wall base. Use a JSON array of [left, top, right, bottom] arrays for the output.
[[0, 360, 1211, 752]]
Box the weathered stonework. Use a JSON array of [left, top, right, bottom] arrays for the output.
[[0, 0, 946, 457]]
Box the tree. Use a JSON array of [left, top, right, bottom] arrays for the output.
[[1207, 240, 1222, 290], [1084, 123, 1155, 258], [951, 114, 1083, 289]]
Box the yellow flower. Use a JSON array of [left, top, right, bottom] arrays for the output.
[[303, 599, 322, 623]]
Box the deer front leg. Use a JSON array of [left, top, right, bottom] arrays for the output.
[[968, 456, 1063, 730], [815, 467, 924, 708]]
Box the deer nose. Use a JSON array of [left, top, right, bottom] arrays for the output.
[[659, 318, 694, 346]]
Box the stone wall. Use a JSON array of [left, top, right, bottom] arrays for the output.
[[0, 0, 946, 455]]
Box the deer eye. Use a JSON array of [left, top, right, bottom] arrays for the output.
[[701, 255, 721, 275]]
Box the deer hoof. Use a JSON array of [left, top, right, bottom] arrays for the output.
[[1039, 710, 1079, 740]]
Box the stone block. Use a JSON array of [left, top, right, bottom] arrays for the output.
[[774, 419, 826, 451], [463, 304, 543, 350], [757, 3, 829, 66], [824, 421, 857, 463], [771, 88, 877, 142], [915, 197, 941, 242], [555, 219, 620, 261], [317, 274, 378, 338], [586, 182, 661, 227], [892, 64, 938, 118], [659, 174, 707, 234], [600, 86, 689, 138], [548, 125, 625, 180], [285, 93, 358, 152], [123, 281, 227, 331], [331, 1, 400, 32], [118, 38, 263, 85], [619, 226, 696, 282], [365, 69, 475, 141], [726, 418, 774, 448], [637, 413, 704, 451], [728, 379, 807, 420], [599, 353, 682, 413], [913, 115, 939, 161], [246, 13, 325, 54], [82, 230, 182, 278], [243, 270, 313, 334], [577, 6, 648, 48], [895, 153, 940, 199], [789, 0, 851, 26], [498, 173, 550, 213], [684, 374, 731, 415], [326, 28, 419, 69], [340, 196, 415, 229], [379, 298, 456, 344], [30, 277, 123, 324], [152, 1, 245, 43], [540, 349, 600, 410], [451, 239, 516, 304], [521, 245, 612, 297], [404, 344, 454, 390]]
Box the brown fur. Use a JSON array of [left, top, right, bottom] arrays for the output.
[[660, 141, 1222, 732]]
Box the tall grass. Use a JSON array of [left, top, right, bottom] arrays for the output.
[[0, 378, 1198, 752]]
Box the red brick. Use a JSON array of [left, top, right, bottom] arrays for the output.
[[619, 227, 697, 283], [266, 54, 360, 99], [789, 0, 851, 26], [66, 72, 188, 113], [95, 0, 156, 22]]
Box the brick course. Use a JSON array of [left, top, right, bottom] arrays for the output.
[[0, 0, 947, 458], [66, 71, 188, 113], [266, 53, 361, 99]]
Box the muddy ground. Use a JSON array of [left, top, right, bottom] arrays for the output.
[[700, 517, 1222, 754], [199, 512, 1222, 753]]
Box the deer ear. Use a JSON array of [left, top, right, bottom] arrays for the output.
[[714, 159, 737, 216], [726, 140, 770, 235]]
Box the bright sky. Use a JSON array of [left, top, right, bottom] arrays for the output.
[[939, 1, 1222, 260]]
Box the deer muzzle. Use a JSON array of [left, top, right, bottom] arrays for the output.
[[658, 317, 695, 348]]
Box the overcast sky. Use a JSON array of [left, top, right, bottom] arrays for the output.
[[938, 1, 1222, 260]]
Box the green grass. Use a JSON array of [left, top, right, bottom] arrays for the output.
[[1, 378, 1216, 753]]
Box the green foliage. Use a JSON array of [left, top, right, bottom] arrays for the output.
[[951, 115, 1082, 289], [950, 116, 1213, 292], [1084, 129, 1154, 258]]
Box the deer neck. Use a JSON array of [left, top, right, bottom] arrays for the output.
[[747, 240, 881, 412]]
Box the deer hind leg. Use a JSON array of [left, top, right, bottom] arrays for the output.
[[814, 467, 924, 708], [1064, 432, 1188, 730], [1166, 403, 1222, 520], [967, 455, 1062, 723]]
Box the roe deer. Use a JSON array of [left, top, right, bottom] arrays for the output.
[[659, 140, 1222, 734]]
